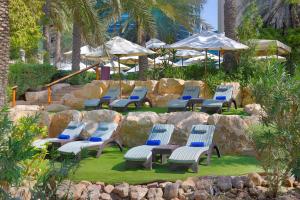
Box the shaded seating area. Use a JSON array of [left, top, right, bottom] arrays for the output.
[[124, 124, 175, 169], [84, 87, 120, 110], [58, 122, 122, 157], [167, 86, 201, 112], [33, 121, 86, 148], [168, 124, 220, 173], [109, 87, 152, 112], [201, 85, 237, 114]]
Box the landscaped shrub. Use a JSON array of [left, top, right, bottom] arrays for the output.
[[0, 107, 79, 198], [249, 63, 300, 197], [52, 70, 96, 85], [8, 63, 57, 98]]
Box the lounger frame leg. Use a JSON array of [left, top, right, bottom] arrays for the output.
[[96, 138, 123, 158]]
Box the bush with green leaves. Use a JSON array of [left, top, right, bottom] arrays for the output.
[[0, 107, 79, 199], [8, 63, 57, 98], [249, 63, 300, 197]]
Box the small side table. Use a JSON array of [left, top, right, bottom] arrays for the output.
[[152, 145, 179, 164], [189, 98, 204, 111]]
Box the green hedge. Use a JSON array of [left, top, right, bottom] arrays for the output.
[[9, 63, 57, 98]]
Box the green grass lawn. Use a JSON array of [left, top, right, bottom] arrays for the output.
[[70, 147, 261, 184], [104, 105, 248, 116]]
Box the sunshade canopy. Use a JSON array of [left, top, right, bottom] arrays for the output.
[[168, 31, 248, 51], [64, 45, 98, 56], [251, 39, 291, 56], [119, 56, 154, 65], [86, 36, 155, 57], [146, 38, 166, 49], [103, 61, 130, 70], [176, 49, 205, 58], [175, 53, 220, 66]]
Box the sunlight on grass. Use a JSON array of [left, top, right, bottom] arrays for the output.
[[70, 147, 262, 184]]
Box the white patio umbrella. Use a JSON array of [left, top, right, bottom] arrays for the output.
[[103, 61, 130, 70], [168, 31, 248, 73], [64, 45, 99, 56], [126, 65, 139, 73], [176, 50, 205, 66], [119, 56, 154, 65], [175, 54, 221, 67], [87, 36, 155, 96], [250, 39, 291, 56], [146, 38, 166, 49], [255, 55, 286, 61], [55, 62, 91, 71]]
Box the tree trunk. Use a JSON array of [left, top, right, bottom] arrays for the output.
[[43, 0, 51, 63], [54, 30, 61, 67], [0, 0, 9, 107], [137, 20, 148, 81], [72, 20, 81, 72], [223, 0, 238, 73]]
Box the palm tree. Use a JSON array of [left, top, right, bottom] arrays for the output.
[[223, 0, 238, 73], [238, 0, 300, 29], [0, 0, 9, 107], [42, 0, 51, 63], [63, 0, 107, 71], [120, 0, 206, 80]]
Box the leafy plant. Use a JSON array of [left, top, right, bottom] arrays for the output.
[[0, 107, 79, 199], [8, 63, 57, 98], [250, 63, 300, 197]]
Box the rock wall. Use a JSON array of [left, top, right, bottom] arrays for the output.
[[9, 105, 261, 155], [55, 79, 253, 109]]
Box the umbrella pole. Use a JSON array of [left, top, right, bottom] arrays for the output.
[[219, 50, 221, 68], [205, 49, 208, 76], [118, 56, 122, 98]]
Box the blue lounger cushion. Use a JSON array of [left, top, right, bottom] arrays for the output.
[[192, 129, 207, 134], [146, 140, 161, 146], [130, 95, 139, 100], [182, 95, 192, 100], [190, 142, 205, 147], [89, 137, 102, 142], [58, 134, 70, 140], [97, 127, 109, 131], [215, 96, 226, 101], [102, 96, 111, 99], [152, 128, 166, 133]]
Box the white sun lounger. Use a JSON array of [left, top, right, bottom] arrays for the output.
[[124, 124, 174, 169], [168, 124, 220, 173], [33, 121, 85, 149], [58, 122, 122, 157]]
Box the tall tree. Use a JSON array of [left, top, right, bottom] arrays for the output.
[[223, 0, 238, 73], [43, 0, 51, 63], [0, 0, 10, 107], [63, 0, 106, 71]]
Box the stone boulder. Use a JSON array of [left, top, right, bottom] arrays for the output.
[[113, 182, 129, 198], [46, 104, 70, 112], [208, 114, 260, 155], [163, 183, 179, 199], [72, 82, 104, 99], [120, 112, 164, 147], [9, 105, 51, 128], [25, 90, 48, 103], [244, 104, 264, 116], [51, 83, 70, 93], [158, 78, 185, 95], [242, 86, 255, 106], [151, 94, 181, 108], [61, 94, 84, 110], [166, 112, 210, 145], [135, 80, 158, 94], [82, 109, 122, 123], [48, 110, 82, 137], [184, 80, 208, 98], [110, 80, 135, 96], [130, 186, 148, 200]]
